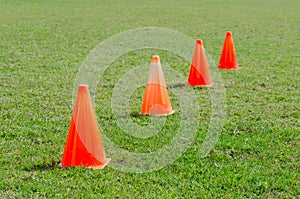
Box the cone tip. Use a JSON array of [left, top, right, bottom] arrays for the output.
[[78, 84, 88, 92], [151, 55, 160, 63], [196, 39, 203, 46], [226, 31, 232, 36]]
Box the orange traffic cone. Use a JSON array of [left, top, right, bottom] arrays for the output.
[[59, 85, 110, 169], [140, 55, 175, 116], [187, 39, 212, 87], [218, 31, 238, 70]]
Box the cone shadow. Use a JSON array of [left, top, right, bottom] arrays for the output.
[[130, 111, 143, 117], [23, 160, 60, 171]]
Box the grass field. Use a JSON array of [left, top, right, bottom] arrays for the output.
[[1, 0, 299, 198]]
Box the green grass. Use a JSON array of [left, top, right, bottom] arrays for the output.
[[1, 0, 299, 198]]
